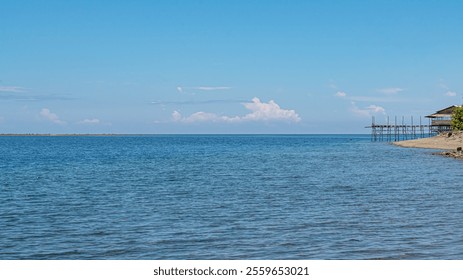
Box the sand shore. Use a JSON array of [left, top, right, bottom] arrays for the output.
[[393, 132, 463, 150], [393, 131, 463, 159]]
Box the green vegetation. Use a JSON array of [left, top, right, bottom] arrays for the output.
[[451, 106, 463, 130]]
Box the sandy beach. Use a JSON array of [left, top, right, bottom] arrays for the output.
[[393, 131, 463, 150], [393, 132, 463, 159], [393, 132, 463, 150]]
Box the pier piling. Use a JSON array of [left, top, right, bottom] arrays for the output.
[[367, 116, 437, 142]]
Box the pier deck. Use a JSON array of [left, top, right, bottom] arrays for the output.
[[366, 116, 447, 142]]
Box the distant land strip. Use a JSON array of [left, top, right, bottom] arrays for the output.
[[0, 134, 146, 137]]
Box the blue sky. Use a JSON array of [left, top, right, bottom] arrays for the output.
[[1, 0, 463, 134]]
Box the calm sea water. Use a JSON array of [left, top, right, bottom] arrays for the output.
[[1, 135, 463, 260]]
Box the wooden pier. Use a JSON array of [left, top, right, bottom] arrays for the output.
[[366, 116, 441, 142]]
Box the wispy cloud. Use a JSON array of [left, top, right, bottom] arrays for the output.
[[40, 108, 66, 125], [176, 86, 231, 93], [78, 118, 101, 124], [377, 87, 404, 95], [171, 97, 301, 123], [367, 105, 386, 114], [0, 86, 74, 101], [349, 96, 407, 103], [0, 94, 74, 101], [350, 102, 386, 117], [172, 111, 239, 123], [328, 80, 339, 90], [439, 80, 458, 97], [152, 99, 247, 106], [0, 86, 27, 93], [439, 80, 450, 90], [193, 86, 231, 91], [334, 91, 347, 98], [333, 86, 405, 103]]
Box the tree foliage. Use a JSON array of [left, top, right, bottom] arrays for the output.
[[451, 106, 463, 131]]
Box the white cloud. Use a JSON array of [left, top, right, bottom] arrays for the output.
[[241, 97, 301, 122], [350, 102, 386, 117], [366, 105, 386, 113], [40, 108, 66, 125], [335, 91, 347, 97], [438, 81, 457, 97], [176, 86, 231, 93], [171, 97, 300, 123], [78, 118, 101, 124], [377, 88, 404, 94], [153, 99, 247, 105], [190, 112, 223, 122], [172, 111, 240, 123], [0, 86, 27, 93], [182, 111, 216, 123], [193, 86, 231, 91], [172, 110, 182, 121]]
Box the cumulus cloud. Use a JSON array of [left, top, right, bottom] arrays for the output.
[[171, 97, 300, 123], [377, 88, 404, 94], [171, 111, 183, 122], [335, 91, 347, 97], [78, 118, 101, 124], [350, 102, 385, 117], [40, 108, 66, 125], [446, 91, 457, 97], [241, 97, 300, 122]]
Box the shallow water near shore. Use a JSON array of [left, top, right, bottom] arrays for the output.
[[1, 134, 463, 259]]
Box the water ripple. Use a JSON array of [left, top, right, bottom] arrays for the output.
[[1, 135, 463, 259]]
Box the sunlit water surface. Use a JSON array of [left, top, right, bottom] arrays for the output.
[[1, 135, 463, 259]]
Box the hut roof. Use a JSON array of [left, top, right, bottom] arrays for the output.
[[425, 105, 459, 118]]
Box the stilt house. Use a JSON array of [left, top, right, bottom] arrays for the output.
[[425, 105, 457, 132]]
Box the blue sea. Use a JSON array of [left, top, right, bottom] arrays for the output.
[[1, 134, 463, 260]]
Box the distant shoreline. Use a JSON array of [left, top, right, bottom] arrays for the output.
[[0, 134, 128, 137], [0, 133, 369, 136]]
